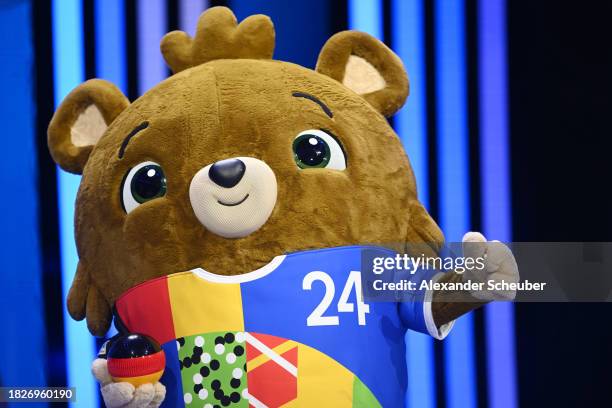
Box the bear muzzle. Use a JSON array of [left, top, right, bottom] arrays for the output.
[[189, 157, 277, 238]]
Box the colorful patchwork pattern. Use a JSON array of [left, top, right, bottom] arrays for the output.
[[173, 331, 379, 408]]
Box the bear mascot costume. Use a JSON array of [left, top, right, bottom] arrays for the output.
[[47, 7, 518, 408]]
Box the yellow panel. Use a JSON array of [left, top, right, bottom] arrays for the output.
[[283, 344, 354, 407], [167, 272, 244, 337], [112, 370, 164, 387]]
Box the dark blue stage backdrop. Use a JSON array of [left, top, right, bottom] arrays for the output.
[[0, 0, 514, 407], [1, 0, 610, 407]]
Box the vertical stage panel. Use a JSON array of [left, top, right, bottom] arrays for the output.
[[479, 0, 510, 242], [393, 0, 429, 208], [435, 1, 477, 408], [348, 0, 383, 40], [52, 0, 99, 406], [478, 0, 518, 407], [137, 0, 167, 94], [391, 1, 436, 408], [435, 0, 470, 242], [179, 0, 209, 34], [95, 0, 127, 94], [0, 0, 47, 397]]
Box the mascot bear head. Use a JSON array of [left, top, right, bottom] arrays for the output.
[[48, 7, 443, 336]]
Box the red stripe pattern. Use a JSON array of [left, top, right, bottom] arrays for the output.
[[108, 351, 166, 378]]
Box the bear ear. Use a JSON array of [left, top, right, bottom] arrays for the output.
[[316, 31, 409, 117], [48, 79, 129, 174]]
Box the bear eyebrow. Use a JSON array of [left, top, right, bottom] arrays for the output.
[[118, 121, 149, 159], [292, 91, 333, 118]]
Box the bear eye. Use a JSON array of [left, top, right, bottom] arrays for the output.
[[121, 161, 167, 213], [292, 129, 346, 170]]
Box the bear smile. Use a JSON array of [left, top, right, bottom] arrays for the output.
[[217, 193, 250, 207]]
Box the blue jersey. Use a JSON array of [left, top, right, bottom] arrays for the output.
[[114, 246, 451, 408]]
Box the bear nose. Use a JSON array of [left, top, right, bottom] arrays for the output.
[[208, 158, 246, 188]]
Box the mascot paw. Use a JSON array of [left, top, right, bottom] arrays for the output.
[[461, 232, 519, 301], [92, 358, 166, 408]]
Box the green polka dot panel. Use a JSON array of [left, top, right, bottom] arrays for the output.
[[177, 331, 248, 407]]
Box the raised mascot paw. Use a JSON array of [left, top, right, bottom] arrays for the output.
[[461, 232, 519, 301], [92, 359, 166, 408]]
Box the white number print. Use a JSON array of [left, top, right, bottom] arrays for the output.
[[302, 271, 370, 326], [338, 271, 370, 325], [302, 271, 339, 326]]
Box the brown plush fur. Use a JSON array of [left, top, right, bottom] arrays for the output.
[[162, 7, 275, 74], [48, 7, 449, 336]]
